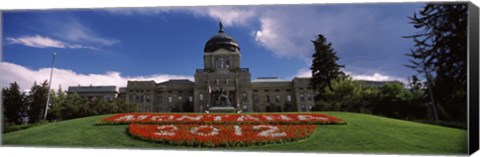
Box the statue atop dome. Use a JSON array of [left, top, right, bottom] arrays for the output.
[[219, 19, 224, 33], [203, 20, 240, 53]]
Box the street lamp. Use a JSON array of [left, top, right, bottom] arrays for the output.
[[43, 52, 56, 120]]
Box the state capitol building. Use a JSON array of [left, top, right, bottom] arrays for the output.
[[123, 22, 316, 113]]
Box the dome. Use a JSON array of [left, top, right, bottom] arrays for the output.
[[204, 21, 240, 53]]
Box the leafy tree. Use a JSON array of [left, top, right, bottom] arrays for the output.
[[310, 34, 345, 103], [115, 98, 136, 113], [58, 92, 82, 120], [47, 87, 66, 121], [2, 82, 26, 124], [404, 3, 467, 122], [26, 80, 49, 123], [316, 77, 365, 112]]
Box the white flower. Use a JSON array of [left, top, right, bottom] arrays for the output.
[[253, 125, 287, 137], [234, 125, 242, 136], [190, 125, 220, 136], [155, 125, 178, 136]]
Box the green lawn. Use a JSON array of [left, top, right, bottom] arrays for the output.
[[2, 112, 467, 155]]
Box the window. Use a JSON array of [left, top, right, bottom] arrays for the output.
[[275, 89, 280, 92], [146, 96, 151, 103], [264, 89, 269, 92], [225, 59, 230, 68], [253, 90, 258, 92], [275, 95, 280, 102], [140, 95, 144, 103], [253, 95, 259, 103], [188, 96, 193, 102], [168, 96, 172, 103], [157, 105, 163, 112], [243, 104, 248, 112], [199, 93, 204, 101], [216, 79, 220, 85], [225, 78, 229, 85], [307, 94, 313, 101], [220, 58, 224, 68], [178, 96, 182, 101], [287, 95, 292, 102], [157, 96, 163, 104], [265, 95, 270, 102], [242, 93, 248, 101], [300, 94, 305, 101]]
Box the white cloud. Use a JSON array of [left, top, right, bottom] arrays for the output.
[[252, 6, 383, 59], [291, 68, 405, 82], [188, 7, 256, 27], [292, 68, 312, 78], [347, 71, 405, 82], [1, 62, 193, 92], [106, 6, 256, 27], [6, 35, 96, 49], [53, 20, 119, 46]]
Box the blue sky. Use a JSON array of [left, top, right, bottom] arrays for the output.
[[2, 3, 424, 91]]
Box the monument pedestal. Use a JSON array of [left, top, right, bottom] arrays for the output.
[[208, 106, 237, 113]]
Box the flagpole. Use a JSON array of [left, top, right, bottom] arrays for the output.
[[44, 52, 56, 120]]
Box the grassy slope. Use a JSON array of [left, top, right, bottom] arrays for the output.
[[2, 112, 467, 155]]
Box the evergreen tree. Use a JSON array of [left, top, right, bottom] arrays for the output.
[[26, 80, 49, 123], [2, 82, 26, 124], [310, 34, 345, 103], [404, 3, 467, 122]]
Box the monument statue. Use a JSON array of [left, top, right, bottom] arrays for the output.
[[215, 89, 231, 107], [208, 88, 237, 113]]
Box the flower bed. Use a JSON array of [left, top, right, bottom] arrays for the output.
[[128, 124, 317, 147], [97, 113, 345, 147], [97, 113, 345, 125]]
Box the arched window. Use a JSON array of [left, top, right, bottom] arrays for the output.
[[168, 96, 172, 103], [287, 95, 292, 102], [199, 93, 204, 101]]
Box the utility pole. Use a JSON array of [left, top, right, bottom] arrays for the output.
[[44, 52, 56, 120]]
